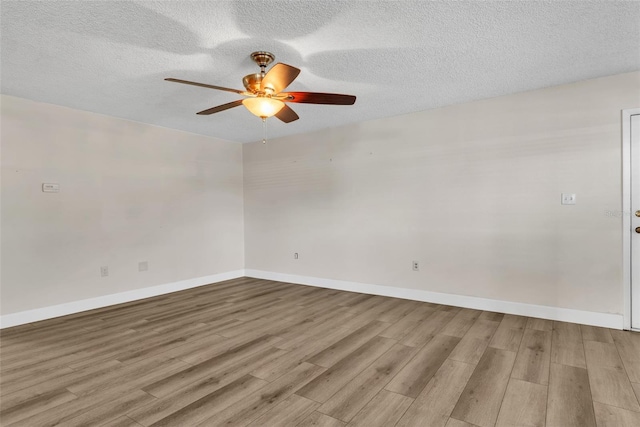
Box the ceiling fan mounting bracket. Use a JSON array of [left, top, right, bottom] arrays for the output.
[[250, 51, 275, 69]]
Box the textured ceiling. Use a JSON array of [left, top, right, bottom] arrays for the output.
[[2, 1, 640, 143]]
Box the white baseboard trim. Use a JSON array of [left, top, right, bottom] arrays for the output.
[[0, 270, 245, 329], [245, 269, 624, 330], [2, 269, 624, 330]]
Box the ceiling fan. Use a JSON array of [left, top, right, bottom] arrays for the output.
[[165, 51, 356, 125]]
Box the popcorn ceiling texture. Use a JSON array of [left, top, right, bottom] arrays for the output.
[[1, 0, 639, 143]]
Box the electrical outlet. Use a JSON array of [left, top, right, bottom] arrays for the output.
[[561, 193, 576, 205], [412, 261, 419, 271], [294, 253, 299, 260], [138, 261, 148, 272], [100, 266, 109, 277]]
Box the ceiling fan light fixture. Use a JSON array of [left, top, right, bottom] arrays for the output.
[[242, 97, 285, 118], [166, 51, 355, 127]]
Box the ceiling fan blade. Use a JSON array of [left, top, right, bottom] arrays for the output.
[[261, 63, 300, 94], [165, 78, 245, 94], [281, 92, 356, 105], [275, 104, 299, 123], [196, 100, 243, 115]]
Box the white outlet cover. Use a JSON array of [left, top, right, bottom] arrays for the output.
[[561, 193, 576, 205]]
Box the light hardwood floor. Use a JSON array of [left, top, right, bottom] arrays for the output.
[[1, 277, 639, 426]]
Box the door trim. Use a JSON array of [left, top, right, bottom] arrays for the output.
[[622, 108, 640, 331]]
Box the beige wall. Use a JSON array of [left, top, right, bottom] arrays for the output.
[[1, 95, 244, 314], [3, 72, 639, 319], [244, 72, 640, 316]]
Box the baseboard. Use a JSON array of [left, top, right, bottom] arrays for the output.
[[0, 270, 245, 329], [245, 269, 624, 330], [2, 269, 624, 330]]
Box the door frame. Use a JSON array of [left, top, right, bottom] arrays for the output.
[[622, 108, 640, 331]]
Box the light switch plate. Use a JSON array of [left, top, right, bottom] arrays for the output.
[[42, 183, 60, 193], [561, 193, 576, 205]]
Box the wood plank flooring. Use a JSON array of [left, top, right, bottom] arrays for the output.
[[1, 277, 639, 426]]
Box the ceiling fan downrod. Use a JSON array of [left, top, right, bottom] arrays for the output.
[[251, 51, 275, 77]]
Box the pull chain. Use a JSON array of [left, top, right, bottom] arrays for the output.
[[262, 117, 267, 144]]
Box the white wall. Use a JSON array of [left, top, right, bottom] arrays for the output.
[[1, 95, 244, 315], [244, 72, 640, 317]]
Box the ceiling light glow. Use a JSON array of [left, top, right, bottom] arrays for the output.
[[242, 97, 284, 118]]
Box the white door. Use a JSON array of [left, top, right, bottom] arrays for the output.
[[631, 112, 640, 330]]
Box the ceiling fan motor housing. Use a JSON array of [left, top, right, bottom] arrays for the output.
[[242, 73, 263, 93]]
